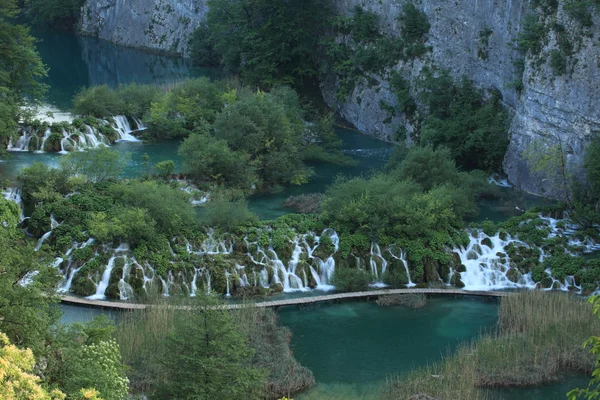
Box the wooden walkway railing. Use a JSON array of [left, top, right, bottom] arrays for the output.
[[60, 288, 510, 311]]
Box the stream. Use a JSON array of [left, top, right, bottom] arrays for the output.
[[4, 18, 584, 400]]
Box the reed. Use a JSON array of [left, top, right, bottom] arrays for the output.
[[384, 291, 598, 399], [376, 293, 427, 309]]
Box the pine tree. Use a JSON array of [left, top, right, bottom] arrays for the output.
[[156, 295, 267, 399]]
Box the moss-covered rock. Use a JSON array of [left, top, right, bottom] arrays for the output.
[[105, 282, 121, 299], [481, 237, 493, 248], [506, 268, 520, 283], [72, 275, 97, 297], [424, 258, 441, 282], [456, 264, 467, 273]]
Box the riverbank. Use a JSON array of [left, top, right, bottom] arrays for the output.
[[384, 291, 597, 399]]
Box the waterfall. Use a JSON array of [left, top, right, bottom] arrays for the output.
[[118, 257, 135, 300], [35, 214, 60, 251], [455, 231, 537, 290], [112, 116, 141, 142], [388, 245, 416, 287], [2, 187, 25, 221], [36, 128, 52, 153], [132, 117, 147, 131], [7, 127, 34, 152], [369, 243, 388, 285], [87, 255, 117, 300]]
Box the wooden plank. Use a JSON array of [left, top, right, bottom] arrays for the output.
[[60, 289, 510, 311]]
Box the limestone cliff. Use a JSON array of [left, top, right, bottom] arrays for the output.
[[323, 0, 600, 199], [79, 0, 207, 57], [79, 0, 600, 198]]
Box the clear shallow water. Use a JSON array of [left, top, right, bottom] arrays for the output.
[[59, 299, 587, 400], [278, 297, 498, 399]]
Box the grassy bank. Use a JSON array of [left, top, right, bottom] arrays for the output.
[[384, 291, 597, 399], [115, 298, 314, 399]]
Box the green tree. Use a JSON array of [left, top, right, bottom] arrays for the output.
[[154, 160, 176, 179], [60, 147, 130, 183], [212, 89, 311, 191], [568, 295, 600, 400], [418, 70, 509, 171], [202, 0, 332, 87], [0, 196, 61, 354], [108, 180, 195, 234], [202, 193, 259, 232], [179, 134, 256, 189], [156, 295, 266, 399], [0, 0, 47, 146], [73, 85, 125, 118]]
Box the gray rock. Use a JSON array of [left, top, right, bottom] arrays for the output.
[[80, 0, 600, 198], [80, 0, 208, 57]]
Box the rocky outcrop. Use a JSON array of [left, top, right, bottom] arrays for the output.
[[79, 0, 600, 198], [323, 0, 600, 199], [80, 0, 207, 57]]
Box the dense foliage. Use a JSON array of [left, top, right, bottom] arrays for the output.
[[193, 0, 331, 87], [178, 86, 350, 192], [27, 0, 85, 30], [417, 69, 509, 171], [0, 0, 47, 149]]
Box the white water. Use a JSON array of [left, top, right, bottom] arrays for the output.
[[87, 244, 129, 300], [2, 187, 25, 222], [112, 116, 141, 142], [455, 231, 536, 291], [34, 214, 60, 251]]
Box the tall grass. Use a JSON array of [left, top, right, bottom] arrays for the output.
[[384, 291, 598, 399], [115, 297, 314, 399]]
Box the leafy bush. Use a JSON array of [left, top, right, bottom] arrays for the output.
[[549, 49, 567, 75], [202, 197, 259, 232], [60, 147, 129, 183], [179, 133, 256, 189], [418, 70, 509, 171], [517, 14, 547, 56], [212, 88, 313, 191], [73, 85, 125, 117], [108, 180, 196, 234], [332, 268, 371, 292]]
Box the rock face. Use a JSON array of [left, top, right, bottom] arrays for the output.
[[79, 0, 600, 198], [323, 0, 600, 199], [80, 0, 207, 57]]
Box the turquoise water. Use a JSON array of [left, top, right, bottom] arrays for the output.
[[58, 299, 588, 399], [278, 297, 498, 399], [24, 18, 216, 110]]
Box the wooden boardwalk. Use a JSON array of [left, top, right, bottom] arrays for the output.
[[60, 288, 509, 311]]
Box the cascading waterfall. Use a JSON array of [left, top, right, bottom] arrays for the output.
[[388, 245, 416, 287], [2, 187, 25, 221], [454, 231, 537, 291], [51, 211, 600, 299], [8, 116, 139, 153], [37, 128, 52, 153], [35, 214, 60, 251], [369, 243, 388, 286], [87, 244, 130, 300], [112, 116, 141, 142]]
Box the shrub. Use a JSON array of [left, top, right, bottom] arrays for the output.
[[549, 49, 567, 75], [179, 133, 256, 189], [332, 268, 371, 292], [202, 197, 259, 232], [73, 85, 124, 118], [418, 70, 509, 171]]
